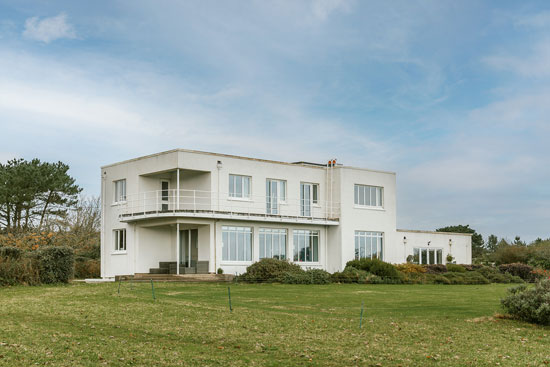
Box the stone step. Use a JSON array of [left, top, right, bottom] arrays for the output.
[[149, 268, 170, 274], [159, 261, 176, 269]]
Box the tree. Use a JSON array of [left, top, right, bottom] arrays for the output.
[[486, 234, 498, 253], [436, 224, 485, 259], [0, 158, 81, 232]]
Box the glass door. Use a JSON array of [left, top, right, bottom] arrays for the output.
[[266, 179, 279, 214], [161, 180, 169, 211], [300, 183, 311, 217], [179, 229, 198, 268]]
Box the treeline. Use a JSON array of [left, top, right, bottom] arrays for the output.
[[0, 158, 100, 282]]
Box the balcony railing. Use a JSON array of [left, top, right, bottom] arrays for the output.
[[117, 189, 340, 222]]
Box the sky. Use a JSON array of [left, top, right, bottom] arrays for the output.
[[0, 0, 549, 242]]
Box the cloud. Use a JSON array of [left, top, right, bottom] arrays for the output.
[[23, 13, 76, 43], [311, 0, 353, 22], [483, 40, 550, 77]]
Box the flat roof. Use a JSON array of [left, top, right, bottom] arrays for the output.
[[101, 148, 396, 175], [397, 229, 473, 237]]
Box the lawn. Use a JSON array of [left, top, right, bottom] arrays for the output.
[[0, 282, 548, 366]]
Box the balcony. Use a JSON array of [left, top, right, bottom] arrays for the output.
[[117, 190, 340, 225]]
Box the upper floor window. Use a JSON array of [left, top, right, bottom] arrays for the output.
[[266, 179, 286, 214], [354, 184, 382, 207], [229, 175, 251, 199], [114, 179, 126, 203], [300, 183, 319, 217], [114, 229, 126, 252]]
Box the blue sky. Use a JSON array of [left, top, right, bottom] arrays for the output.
[[0, 1, 549, 242]]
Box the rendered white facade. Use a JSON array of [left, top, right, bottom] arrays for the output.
[[100, 149, 471, 277]]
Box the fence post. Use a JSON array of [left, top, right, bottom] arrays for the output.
[[151, 279, 156, 300], [228, 286, 233, 312]]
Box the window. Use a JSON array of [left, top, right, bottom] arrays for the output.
[[354, 231, 383, 260], [229, 175, 251, 199], [300, 183, 319, 216], [293, 230, 319, 262], [266, 179, 286, 214], [222, 226, 252, 261], [412, 248, 443, 265], [114, 229, 126, 252], [114, 179, 126, 203], [354, 184, 383, 207], [259, 228, 287, 260]]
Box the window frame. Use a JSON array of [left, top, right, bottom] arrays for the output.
[[221, 226, 253, 263], [229, 174, 252, 200], [354, 231, 384, 261], [259, 228, 287, 260], [113, 179, 127, 204], [113, 229, 127, 253], [293, 229, 320, 263], [412, 247, 444, 265], [354, 184, 383, 208]]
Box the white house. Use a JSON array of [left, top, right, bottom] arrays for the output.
[[100, 149, 471, 277]]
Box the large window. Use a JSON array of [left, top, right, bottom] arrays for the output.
[[114, 229, 126, 252], [293, 230, 319, 262], [259, 228, 287, 260], [222, 226, 252, 261], [266, 179, 286, 214], [229, 175, 251, 199], [412, 248, 443, 265], [300, 183, 319, 216], [354, 184, 383, 207], [354, 231, 383, 260], [114, 179, 126, 203]]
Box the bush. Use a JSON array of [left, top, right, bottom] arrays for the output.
[[446, 264, 466, 273], [280, 269, 331, 284], [501, 279, 550, 325], [443, 271, 489, 284], [239, 258, 303, 282], [0, 246, 23, 260], [74, 258, 100, 279], [0, 256, 40, 286], [424, 264, 447, 274], [395, 263, 426, 273], [217, 268, 224, 274], [33, 246, 75, 284], [346, 258, 402, 281], [499, 263, 535, 281]]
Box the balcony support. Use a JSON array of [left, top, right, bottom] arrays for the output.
[[176, 223, 180, 275]]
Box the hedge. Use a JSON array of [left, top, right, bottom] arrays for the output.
[[31, 246, 75, 284]]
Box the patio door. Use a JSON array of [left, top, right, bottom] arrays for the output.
[[161, 180, 169, 211], [180, 229, 198, 268], [266, 179, 279, 214], [300, 183, 311, 216]]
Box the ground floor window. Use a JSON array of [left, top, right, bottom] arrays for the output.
[[114, 229, 126, 252], [259, 228, 287, 260], [412, 248, 443, 265], [222, 226, 252, 261], [293, 230, 319, 262], [354, 231, 383, 260]]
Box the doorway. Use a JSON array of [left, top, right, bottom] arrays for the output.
[[180, 229, 198, 268]]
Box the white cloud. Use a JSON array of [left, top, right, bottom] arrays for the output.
[[484, 40, 550, 77], [23, 13, 76, 43], [311, 0, 353, 21]]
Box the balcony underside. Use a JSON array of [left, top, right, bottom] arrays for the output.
[[119, 208, 340, 225]]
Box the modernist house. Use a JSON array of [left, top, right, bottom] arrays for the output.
[[100, 149, 471, 278]]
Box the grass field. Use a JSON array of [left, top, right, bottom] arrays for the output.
[[0, 282, 548, 366]]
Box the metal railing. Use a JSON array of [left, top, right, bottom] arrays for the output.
[[117, 189, 340, 221]]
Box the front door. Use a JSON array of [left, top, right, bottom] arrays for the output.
[[180, 229, 198, 268]]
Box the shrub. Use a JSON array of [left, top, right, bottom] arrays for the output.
[[239, 258, 303, 282], [501, 279, 550, 325], [74, 258, 100, 279], [446, 264, 466, 273], [424, 264, 447, 274], [499, 263, 534, 281], [395, 263, 426, 273], [0, 256, 40, 286], [217, 268, 224, 274], [346, 258, 402, 281], [443, 271, 489, 284], [280, 269, 331, 284], [531, 268, 550, 281], [432, 274, 452, 285], [33, 246, 75, 284], [0, 246, 23, 260]]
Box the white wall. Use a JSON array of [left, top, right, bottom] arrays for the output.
[[397, 230, 472, 264]]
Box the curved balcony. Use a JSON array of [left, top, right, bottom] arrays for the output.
[[117, 189, 340, 225]]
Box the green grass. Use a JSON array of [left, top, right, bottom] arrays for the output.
[[0, 283, 549, 366]]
